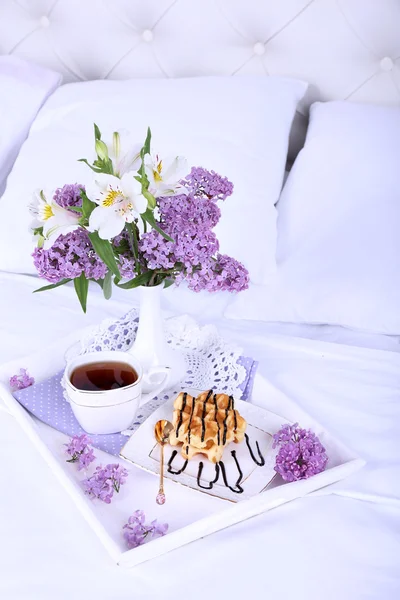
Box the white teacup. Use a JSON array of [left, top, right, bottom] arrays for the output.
[[63, 351, 170, 434]]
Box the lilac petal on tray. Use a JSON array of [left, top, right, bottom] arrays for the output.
[[13, 357, 258, 457]]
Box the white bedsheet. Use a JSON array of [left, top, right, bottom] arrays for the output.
[[0, 273, 399, 599], [1, 272, 399, 364]]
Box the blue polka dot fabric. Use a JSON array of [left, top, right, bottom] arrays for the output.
[[13, 356, 257, 457]]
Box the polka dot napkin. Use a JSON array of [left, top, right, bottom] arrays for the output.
[[13, 356, 257, 457]]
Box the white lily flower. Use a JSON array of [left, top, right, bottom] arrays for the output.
[[29, 189, 80, 249], [87, 173, 147, 240], [144, 153, 188, 197], [105, 130, 141, 177]]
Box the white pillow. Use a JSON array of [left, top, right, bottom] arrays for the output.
[[227, 100, 400, 335], [0, 56, 61, 195], [0, 76, 306, 279]]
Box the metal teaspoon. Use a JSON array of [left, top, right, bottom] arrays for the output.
[[154, 419, 174, 505]]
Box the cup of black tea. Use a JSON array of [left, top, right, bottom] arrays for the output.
[[64, 351, 170, 434]]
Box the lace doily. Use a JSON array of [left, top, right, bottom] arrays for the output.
[[75, 309, 247, 396]]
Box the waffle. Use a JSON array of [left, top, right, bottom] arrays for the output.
[[169, 390, 247, 463]]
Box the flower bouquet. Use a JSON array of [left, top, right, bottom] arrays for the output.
[[30, 125, 249, 381]]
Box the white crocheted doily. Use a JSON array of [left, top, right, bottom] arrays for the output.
[[63, 309, 254, 437], [76, 309, 247, 396]]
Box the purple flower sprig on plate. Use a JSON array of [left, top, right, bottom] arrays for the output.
[[123, 510, 168, 549], [272, 423, 328, 482], [65, 434, 96, 471], [83, 464, 128, 504], [9, 368, 35, 391]]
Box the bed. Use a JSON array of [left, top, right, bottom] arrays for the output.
[[0, 2, 400, 599]]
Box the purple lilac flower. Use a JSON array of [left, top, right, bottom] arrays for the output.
[[140, 227, 219, 272], [157, 194, 221, 232], [82, 464, 128, 503], [138, 167, 248, 292], [272, 423, 328, 482], [123, 510, 168, 549], [184, 166, 234, 201], [9, 368, 34, 391], [113, 231, 138, 279], [32, 229, 108, 283], [186, 254, 249, 293], [65, 434, 96, 471], [53, 183, 84, 212]]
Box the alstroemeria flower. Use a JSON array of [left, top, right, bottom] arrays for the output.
[[30, 189, 80, 249], [105, 131, 141, 177], [144, 153, 188, 197], [87, 173, 147, 240]]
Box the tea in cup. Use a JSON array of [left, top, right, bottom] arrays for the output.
[[63, 351, 170, 434]]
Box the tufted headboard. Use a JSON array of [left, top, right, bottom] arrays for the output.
[[1, 0, 400, 157]]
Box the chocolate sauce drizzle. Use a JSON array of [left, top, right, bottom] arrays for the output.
[[244, 433, 265, 466], [222, 405, 229, 445], [201, 390, 213, 443], [219, 451, 244, 494], [167, 436, 265, 495], [197, 461, 220, 490], [176, 392, 187, 438], [167, 450, 188, 475], [213, 394, 221, 445], [169, 391, 266, 495], [185, 393, 197, 457]]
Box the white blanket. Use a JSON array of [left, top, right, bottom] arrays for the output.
[[0, 273, 399, 599]]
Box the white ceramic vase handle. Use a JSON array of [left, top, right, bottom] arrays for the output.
[[140, 367, 171, 405]]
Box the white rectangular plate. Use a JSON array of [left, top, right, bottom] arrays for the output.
[[120, 391, 283, 502]]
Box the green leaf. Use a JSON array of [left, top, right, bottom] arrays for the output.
[[33, 279, 71, 293], [88, 231, 121, 279], [125, 222, 140, 275], [103, 158, 114, 175], [81, 190, 96, 219], [142, 208, 174, 242], [138, 127, 152, 194], [74, 273, 89, 313], [78, 158, 104, 173], [163, 278, 175, 289], [32, 226, 44, 236], [78, 216, 89, 227], [92, 156, 114, 175], [114, 271, 153, 289], [102, 269, 113, 300], [143, 127, 151, 156], [91, 158, 113, 175], [113, 238, 130, 255], [94, 123, 102, 141], [66, 206, 82, 213], [143, 188, 156, 210]]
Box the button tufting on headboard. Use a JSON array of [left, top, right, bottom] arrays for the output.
[[253, 42, 266, 57], [142, 29, 154, 43], [38, 15, 50, 29], [380, 57, 394, 72], [0, 0, 399, 158], [1, 0, 399, 106]]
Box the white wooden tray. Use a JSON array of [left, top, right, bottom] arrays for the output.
[[0, 339, 365, 568]]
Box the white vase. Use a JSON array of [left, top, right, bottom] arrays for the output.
[[128, 284, 186, 389]]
